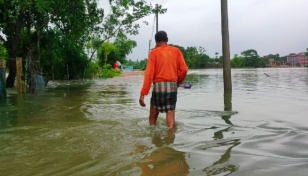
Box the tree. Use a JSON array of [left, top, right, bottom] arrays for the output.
[[124, 58, 147, 70], [170, 44, 211, 69], [241, 49, 260, 67], [113, 33, 137, 64], [46, 0, 104, 80], [185, 46, 199, 68], [0, 43, 7, 58], [83, 36, 103, 78], [241, 49, 258, 58], [37, 30, 64, 80], [0, 0, 29, 87], [231, 54, 244, 68], [195, 47, 211, 68], [0, 0, 104, 85], [169, 44, 185, 54], [85, 0, 167, 76], [215, 52, 219, 59], [1, 0, 162, 83], [96, 35, 136, 69], [98, 41, 117, 66]]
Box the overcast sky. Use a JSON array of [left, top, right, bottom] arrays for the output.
[[102, 0, 308, 60]]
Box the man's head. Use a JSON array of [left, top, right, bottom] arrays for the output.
[[155, 31, 168, 43]]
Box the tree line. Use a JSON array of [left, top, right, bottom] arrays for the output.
[[125, 46, 301, 70], [0, 0, 166, 87]]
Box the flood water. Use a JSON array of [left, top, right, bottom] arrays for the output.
[[1, 68, 308, 176]]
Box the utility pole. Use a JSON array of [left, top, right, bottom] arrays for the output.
[[221, 0, 233, 124], [155, 4, 159, 33], [148, 4, 159, 55], [148, 40, 151, 56], [221, 0, 232, 94]]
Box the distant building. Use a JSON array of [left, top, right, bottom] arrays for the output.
[[287, 52, 308, 67], [267, 58, 288, 67], [268, 58, 277, 67]]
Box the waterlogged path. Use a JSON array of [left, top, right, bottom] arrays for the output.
[[1, 68, 308, 176]]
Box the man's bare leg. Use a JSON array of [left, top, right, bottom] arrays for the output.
[[149, 106, 159, 125], [166, 110, 176, 128]]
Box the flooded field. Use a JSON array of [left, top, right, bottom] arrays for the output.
[[1, 68, 308, 176]]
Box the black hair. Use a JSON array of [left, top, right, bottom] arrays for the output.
[[155, 31, 168, 42]]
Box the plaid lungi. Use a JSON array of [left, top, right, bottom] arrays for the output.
[[150, 82, 178, 113]]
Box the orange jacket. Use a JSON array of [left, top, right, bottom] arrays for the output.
[[140, 45, 188, 95]]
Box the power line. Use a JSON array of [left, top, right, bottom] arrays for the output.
[[161, 0, 168, 6], [148, 15, 156, 54], [158, 0, 164, 6], [150, 15, 156, 43], [148, 0, 168, 51]]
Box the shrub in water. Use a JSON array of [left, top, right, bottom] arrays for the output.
[[100, 64, 121, 79]]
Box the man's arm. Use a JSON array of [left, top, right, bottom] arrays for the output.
[[177, 50, 188, 85], [139, 54, 155, 107], [140, 54, 155, 96]]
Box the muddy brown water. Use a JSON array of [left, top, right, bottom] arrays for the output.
[[1, 68, 308, 176]]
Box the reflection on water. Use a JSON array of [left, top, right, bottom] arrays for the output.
[[137, 128, 189, 176], [204, 124, 240, 175], [200, 90, 239, 175], [222, 92, 233, 126], [1, 68, 308, 176], [203, 139, 240, 176]]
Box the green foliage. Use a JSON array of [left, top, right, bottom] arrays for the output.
[[98, 42, 119, 66], [86, 37, 103, 51], [241, 49, 259, 67], [124, 59, 147, 70], [0, 0, 105, 82], [264, 54, 286, 66], [239, 49, 267, 68], [86, 61, 102, 78], [102, 1, 166, 37], [84, 0, 164, 78], [37, 30, 89, 80], [113, 33, 137, 63], [0, 44, 7, 58], [3, 0, 153, 79], [171, 45, 211, 69], [100, 64, 121, 79], [231, 50, 285, 68], [0, 0, 166, 82], [231, 55, 245, 68]]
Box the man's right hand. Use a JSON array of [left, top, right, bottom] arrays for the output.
[[139, 95, 146, 107]]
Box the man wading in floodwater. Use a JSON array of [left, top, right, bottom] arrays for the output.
[[139, 31, 188, 129]]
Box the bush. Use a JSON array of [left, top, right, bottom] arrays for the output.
[[100, 64, 121, 79], [0, 44, 8, 58], [86, 61, 102, 78]]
